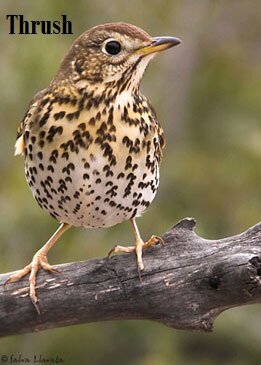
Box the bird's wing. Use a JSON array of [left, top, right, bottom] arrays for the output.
[[146, 99, 166, 162], [156, 124, 166, 164], [15, 89, 47, 156]]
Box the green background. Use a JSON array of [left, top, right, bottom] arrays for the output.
[[0, 0, 260, 364]]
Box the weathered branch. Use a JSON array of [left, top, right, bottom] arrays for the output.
[[0, 218, 260, 337]]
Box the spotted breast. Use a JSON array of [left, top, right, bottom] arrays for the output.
[[20, 82, 163, 228]]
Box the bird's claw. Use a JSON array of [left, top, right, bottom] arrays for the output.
[[4, 252, 59, 315], [107, 234, 164, 278], [143, 235, 164, 248]]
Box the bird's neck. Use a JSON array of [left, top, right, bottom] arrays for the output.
[[52, 74, 142, 112], [51, 53, 153, 107]]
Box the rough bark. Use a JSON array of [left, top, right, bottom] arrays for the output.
[[0, 218, 260, 338]]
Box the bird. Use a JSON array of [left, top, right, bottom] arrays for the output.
[[6, 22, 181, 313]]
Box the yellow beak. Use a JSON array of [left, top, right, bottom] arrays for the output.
[[134, 36, 182, 56]]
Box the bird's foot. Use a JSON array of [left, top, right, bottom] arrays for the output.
[[108, 235, 163, 277], [5, 250, 60, 314]]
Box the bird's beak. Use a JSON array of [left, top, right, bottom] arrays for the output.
[[134, 36, 182, 56]]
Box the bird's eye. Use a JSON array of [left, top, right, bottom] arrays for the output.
[[104, 40, 121, 55]]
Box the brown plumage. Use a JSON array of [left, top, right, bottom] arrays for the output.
[[7, 22, 181, 313]]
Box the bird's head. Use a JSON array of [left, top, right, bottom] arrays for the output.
[[54, 22, 181, 92]]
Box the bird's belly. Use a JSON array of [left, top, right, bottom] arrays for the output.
[[25, 146, 159, 228]]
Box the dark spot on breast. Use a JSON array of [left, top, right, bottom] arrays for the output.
[[53, 111, 65, 120], [39, 130, 46, 139], [30, 136, 36, 144], [78, 123, 86, 131], [88, 117, 95, 126], [38, 140, 45, 148], [46, 126, 63, 143], [62, 163, 75, 175], [39, 111, 50, 127], [117, 172, 125, 179], [61, 152, 68, 160], [66, 110, 80, 121], [47, 165, 54, 173]]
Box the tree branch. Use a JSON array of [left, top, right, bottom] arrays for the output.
[[0, 218, 260, 337]]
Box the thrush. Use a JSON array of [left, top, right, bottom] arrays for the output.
[[6, 22, 181, 313]]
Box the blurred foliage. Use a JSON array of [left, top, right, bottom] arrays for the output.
[[0, 0, 260, 364]]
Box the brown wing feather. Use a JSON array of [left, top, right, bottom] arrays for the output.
[[15, 89, 47, 155]]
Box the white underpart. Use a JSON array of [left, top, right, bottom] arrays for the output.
[[129, 54, 155, 88], [104, 53, 155, 86], [115, 90, 132, 108]]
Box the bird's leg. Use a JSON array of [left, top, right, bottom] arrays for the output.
[[108, 218, 163, 274], [130, 218, 163, 271], [5, 222, 71, 314]]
